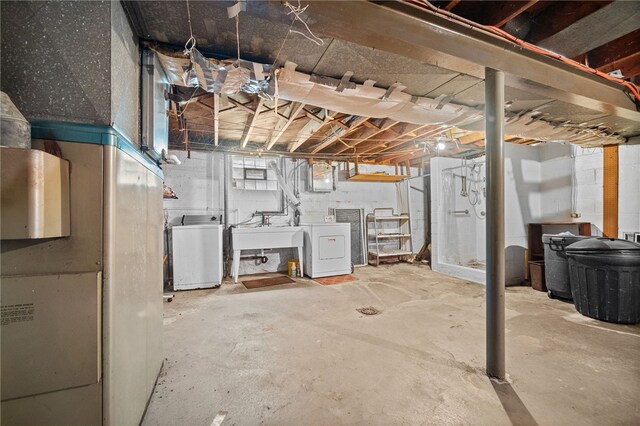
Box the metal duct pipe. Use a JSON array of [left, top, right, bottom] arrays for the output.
[[485, 68, 506, 380]]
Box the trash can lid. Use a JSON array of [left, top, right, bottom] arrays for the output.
[[566, 237, 640, 253]]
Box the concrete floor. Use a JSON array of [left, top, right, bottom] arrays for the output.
[[143, 264, 640, 425]]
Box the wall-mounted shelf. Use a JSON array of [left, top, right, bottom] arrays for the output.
[[348, 173, 408, 182]]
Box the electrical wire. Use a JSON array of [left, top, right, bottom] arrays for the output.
[[410, 0, 640, 104]]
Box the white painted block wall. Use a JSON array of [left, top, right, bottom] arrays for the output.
[[539, 143, 640, 237], [431, 143, 542, 285], [433, 141, 640, 286], [163, 150, 424, 276]]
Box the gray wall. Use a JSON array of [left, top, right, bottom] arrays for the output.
[[1, 0, 140, 144]]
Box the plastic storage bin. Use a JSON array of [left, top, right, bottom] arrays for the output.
[[542, 234, 591, 300], [565, 238, 640, 324]]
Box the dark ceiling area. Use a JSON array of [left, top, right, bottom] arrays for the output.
[[429, 0, 640, 83], [122, 0, 640, 161]]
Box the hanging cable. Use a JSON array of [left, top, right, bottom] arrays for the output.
[[284, 1, 325, 46], [408, 0, 640, 104], [184, 0, 196, 54], [235, 14, 241, 60]]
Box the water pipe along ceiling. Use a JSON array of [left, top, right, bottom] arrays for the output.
[[123, 0, 640, 165]]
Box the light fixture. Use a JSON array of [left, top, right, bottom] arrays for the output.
[[437, 142, 446, 150]]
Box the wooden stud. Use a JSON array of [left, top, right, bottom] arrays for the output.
[[213, 93, 220, 146], [603, 145, 619, 238], [240, 97, 264, 148], [266, 102, 306, 150]]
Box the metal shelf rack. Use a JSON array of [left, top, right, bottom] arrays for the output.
[[366, 208, 414, 266]]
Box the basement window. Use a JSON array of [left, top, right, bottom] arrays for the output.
[[232, 155, 278, 191]]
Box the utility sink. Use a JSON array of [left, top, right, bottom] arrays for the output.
[[231, 226, 304, 282], [232, 226, 304, 250]]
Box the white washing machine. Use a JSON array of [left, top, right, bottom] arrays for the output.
[[302, 223, 352, 278], [172, 224, 223, 290]]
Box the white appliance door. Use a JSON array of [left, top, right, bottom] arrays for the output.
[[319, 235, 345, 260], [172, 226, 221, 289]]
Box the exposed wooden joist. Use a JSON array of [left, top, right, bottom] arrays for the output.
[[356, 123, 434, 155], [484, 0, 538, 28], [227, 97, 257, 115], [457, 131, 484, 145], [266, 102, 306, 150], [240, 97, 264, 148], [328, 119, 399, 154], [578, 29, 640, 70], [310, 116, 370, 154], [536, 1, 639, 58], [367, 126, 448, 162], [263, 102, 293, 120], [289, 110, 340, 152], [443, 0, 460, 12], [213, 93, 220, 146], [304, 109, 325, 124], [597, 51, 640, 80]]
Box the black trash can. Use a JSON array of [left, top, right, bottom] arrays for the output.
[[565, 238, 640, 324], [542, 234, 591, 300]]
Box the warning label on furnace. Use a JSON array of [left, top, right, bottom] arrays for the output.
[[1, 303, 35, 326]]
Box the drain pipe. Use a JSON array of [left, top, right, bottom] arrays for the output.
[[223, 153, 230, 277], [485, 68, 506, 380]]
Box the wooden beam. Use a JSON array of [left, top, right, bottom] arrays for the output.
[[458, 131, 485, 145], [483, 1, 539, 28], [367, 127, 448, 161], [603, 145, 619, 238], [578, 29, 640, 70], [597, 51, 640, 79], [213, 93, 219, 146], [443, 0, 460, 12], [266, 102, 306, 150], [304, 109, 324, 124], [310, 116, 370, 154], [289, 111, 340, 152], [240, 97, 264, 148], [356, 124, 434, 155], [227, 97, 257, 115], [329, 119, 399, 154], [262, 102, 292, 120]]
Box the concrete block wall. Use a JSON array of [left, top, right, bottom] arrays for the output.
[[617, 145, 640, 237], [163, 150, 424, 276], [539, 143, 640, 238]]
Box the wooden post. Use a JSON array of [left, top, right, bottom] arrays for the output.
[[603, 145, 619, 238]]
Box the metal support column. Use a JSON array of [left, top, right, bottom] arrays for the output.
[[485, 68, 506, 380]]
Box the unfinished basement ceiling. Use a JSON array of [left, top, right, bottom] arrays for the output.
[[124, 0, 640, 163]]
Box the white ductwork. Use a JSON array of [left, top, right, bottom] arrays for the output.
[[154, 50, 625, 147]]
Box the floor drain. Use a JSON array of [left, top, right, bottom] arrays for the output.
[[357, 306, 380, 316]]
